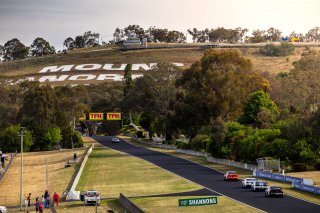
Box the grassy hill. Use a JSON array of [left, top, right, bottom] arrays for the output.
[[0, 45, 318, 85]]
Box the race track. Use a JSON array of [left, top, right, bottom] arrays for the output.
[[94, 136, 320, 213]]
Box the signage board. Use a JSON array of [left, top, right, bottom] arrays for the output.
[[107, 113, 121, 120], [178, 197, 218, 207], [89, 113, 104, 120]]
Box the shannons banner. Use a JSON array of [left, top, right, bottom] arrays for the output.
[[254, 171, 303, 183], [293, 182, 320, 195], [178, 197, 218, 207]]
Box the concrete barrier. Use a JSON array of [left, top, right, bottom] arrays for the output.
[[67, 145, 93, 200], [293, 182, 320, 195], [207, 156, 258, 171], [119, 193, 145, 213], [0, 152, 17, 182]]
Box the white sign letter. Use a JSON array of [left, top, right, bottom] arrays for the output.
[[103, 64, 127, 71], [69, 74, 96, 81], [132, 63, 157, 71], [38, 65, 74, 73], [97, 74, 123, 81], [75, 64, 102, 71], [38, 75, 69, 82]]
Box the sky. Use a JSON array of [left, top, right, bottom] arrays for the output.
[[0, 0, 319, 50]]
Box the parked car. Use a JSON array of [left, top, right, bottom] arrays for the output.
[[251, 180, 268, 191], [242, 178, 257, 188], [84, 190, 100, 205], [111, 137, 120, 143], [224, 171, 239, 181], [0, 206, 7, 213], [265, 186, 284, 197]]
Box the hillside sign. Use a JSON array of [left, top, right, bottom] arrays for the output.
[[5, 63, 184, 84], [178, 197, 218, 207]]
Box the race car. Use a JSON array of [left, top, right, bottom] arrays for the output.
[[265, 186, 284, 197], [224, 171, 239, 181], [242, 178, 257, 188], [251, 180, 268, 191]]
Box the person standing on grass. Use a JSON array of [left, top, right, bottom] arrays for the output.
[[27, 193, 31, 207], [35, 197, 39, 212], [53, 192, 59, 206], [44, 190, 49, 208], [39, 201, 44, 213]]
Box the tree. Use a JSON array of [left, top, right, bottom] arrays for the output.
[[63, 37, 75, 50], [239, 90, 279, 125], [30, 37, 55, 57], [174, 49, 269, 137], [187, 28, 199, 43], [123, 64, 133, 97], [74, 36, 85, 48], [265, 27, 282, 42], [0, 125, 34, 152], [250, 30, 266, 43], [2, 38, 29, 61], [83, 31, 100, 47]]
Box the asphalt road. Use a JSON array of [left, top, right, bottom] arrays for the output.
[[94, 136, 320, 213]]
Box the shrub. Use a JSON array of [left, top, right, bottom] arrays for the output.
[[189, 134, 211, 151], [315, 162, 320, 170], [260, 43, 295, 57], [292, 163, 307, 172]]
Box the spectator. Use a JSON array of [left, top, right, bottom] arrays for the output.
[[73, 153, 77, 162], [39, 201, 44, 213], [27, 193, 31, 207], [53, 192, 59, 206], [44, 190, 49, 208], [35, 197, 39, 213]]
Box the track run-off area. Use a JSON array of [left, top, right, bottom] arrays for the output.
[[93, 135, 320, 213]]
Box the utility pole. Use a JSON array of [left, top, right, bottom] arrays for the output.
[[18, 127, 27, 211], [45, 158, 48, 189]]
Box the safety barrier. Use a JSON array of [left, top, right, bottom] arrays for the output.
[[207, 156, 258, 171], [292, 182, 320, 195], [0, 152, 17, 182], [254, 171, 303, 184], [176, 149, 208, 157], [119, 193, 145, 213], [153, 144, 177, 150]]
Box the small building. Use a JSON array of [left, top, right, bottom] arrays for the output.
[[123, 33, 141, 46]]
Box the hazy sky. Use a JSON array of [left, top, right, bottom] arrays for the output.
[[1, 0, 319, 50]]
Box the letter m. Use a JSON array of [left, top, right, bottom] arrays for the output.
[[39, 65, 74, 73]]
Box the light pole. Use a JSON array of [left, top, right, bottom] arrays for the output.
[[18, 127, 27, 211]]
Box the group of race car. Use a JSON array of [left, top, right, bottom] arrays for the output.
[[223, 171, 284, 197]]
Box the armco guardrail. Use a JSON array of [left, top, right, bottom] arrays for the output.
[[176, 149, 208, 157], [119, 193, 145, 213], [123, 133, 153, 145], [254, 171, 303, 183], [207, 156, 258, 171], [292, 182, 320, 195], [152, 144, 177, 150]]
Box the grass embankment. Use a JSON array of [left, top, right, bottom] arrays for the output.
[[0, 148, 86, 206], [131, 196, 259, 213], [76, 146, 201, 197]]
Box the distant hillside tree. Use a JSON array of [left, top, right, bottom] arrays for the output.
[[74, 35, 86, 48], [83, 31, 100, 47], [63, 37, 75, 50], [30, 37, 55, 57], [2, 38, 29, 61], [305, 27, 320, 42], [249, 29, 267, 43]]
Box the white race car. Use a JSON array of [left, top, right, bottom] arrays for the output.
[[241, 178, 257, 188], [0, 206, 7, 213]]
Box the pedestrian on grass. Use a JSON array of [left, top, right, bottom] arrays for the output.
[[73, 153, 77, 162], [53, 192, 59, 206], [27, 193, 31, 207], [44, 190, 49, 208], [39, 201, 44, 213], [35, 197, 39, 212]]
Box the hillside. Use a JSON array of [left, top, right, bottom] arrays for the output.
[[0, 45, 318, 85]]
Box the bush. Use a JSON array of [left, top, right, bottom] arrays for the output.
[[260, 43, 295, 57], [189, 134, 211, 151], [292, 163, 307, 172], [315, 162, 320, 170]]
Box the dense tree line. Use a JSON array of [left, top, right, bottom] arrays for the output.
[[1, 26, 320, 62]]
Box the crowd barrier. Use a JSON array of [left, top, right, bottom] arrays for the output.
[[292, 182, 320, 195], [254, 171, 303, 183]]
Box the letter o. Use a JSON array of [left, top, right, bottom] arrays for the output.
[[75, 64, 102, 71]]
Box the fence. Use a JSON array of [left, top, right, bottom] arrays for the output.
[[152, 144, 177, 150], [119, 193, 145, 213], [292, 182, 320, 195], [123, 133, 153, 145]]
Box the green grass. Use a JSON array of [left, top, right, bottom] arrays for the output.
[[76, 147, 202, 198], [130, 196, 260, 213]]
